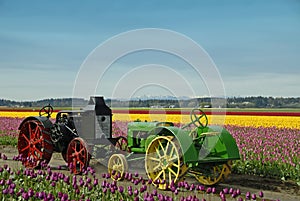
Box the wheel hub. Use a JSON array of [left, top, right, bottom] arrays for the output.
[[113, 164, 122, 171], [160, 156, 171, 170]]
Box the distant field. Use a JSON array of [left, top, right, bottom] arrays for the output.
[[113, 108, 300, 116], [0, 107, 299, 116]]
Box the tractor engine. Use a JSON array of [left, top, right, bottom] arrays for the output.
[[50, 112, 78, 152]]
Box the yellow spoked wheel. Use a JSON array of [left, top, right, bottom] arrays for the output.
[[193, 162, 231, 185], [145, 136, 184, 190], [108, 154, 128, 181]]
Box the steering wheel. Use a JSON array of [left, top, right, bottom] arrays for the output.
[[190, 108, 208, 128], [39, 105, 53, 118]]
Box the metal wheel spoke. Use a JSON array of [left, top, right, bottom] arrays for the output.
[[77, 147, 86, 155], [28, 123, 32, 136], [152, 164, 161, 171], [114, 164, 122, 172], [20, 144, 30, 152], [77, 159, 85, 166], [169, 155, 178, 162], [71, 145, 76, 152], [148, 156, 160, 162], [169, 147, 175, 158], [168, 167, 177, 177], [155, 147, 162, 158], [162, 169, 166, 181], [154, 169, 164, 182], [32, 138, 43, 145], [114, 158, 121, 166], [168, 171, 172, 184], [194, 164, 226, 185], [34, 126, 40, 137], [171, 162, 179, 168], [32, 147, 43, 156], [165, 141, 170, 155], [21, 133, 30, 143], [158, 140, 165, 153]]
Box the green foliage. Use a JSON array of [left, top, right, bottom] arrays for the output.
[[232, 160, 300, 182], [0, 136, 17, 146]]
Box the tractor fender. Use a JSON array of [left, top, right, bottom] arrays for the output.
[[18, 116, 53, 130], [207, 125, 240, 160], [148, 126, 198, 164]]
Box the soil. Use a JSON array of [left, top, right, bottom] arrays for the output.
[[0, 145, 299, 201]]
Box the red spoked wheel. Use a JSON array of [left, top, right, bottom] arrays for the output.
[[67, 137, 90, 174], [18, 120, 53, 168]]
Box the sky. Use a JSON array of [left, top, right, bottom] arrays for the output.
[[0, 0, 299, 101]]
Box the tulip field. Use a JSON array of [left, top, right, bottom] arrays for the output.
[[0, 108, 299, 200]]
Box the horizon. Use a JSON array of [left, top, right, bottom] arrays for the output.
[[1, 95, 300, 103]]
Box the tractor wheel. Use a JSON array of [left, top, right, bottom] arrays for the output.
[[108, 154, 128, 181], [145, 136, 185, 190], [66, 137, 90, 174], [193, 163, 231, 185], [18, 120, 53, 168]]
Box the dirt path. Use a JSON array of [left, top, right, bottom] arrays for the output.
[[0, 145, 299, 201]]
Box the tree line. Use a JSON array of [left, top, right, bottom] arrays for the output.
[[0, 96, 299, 108]]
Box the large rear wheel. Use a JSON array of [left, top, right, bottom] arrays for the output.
[[193, 162, 231, 185], [67, 137, 90, 174], [18, 120, 53, 168], [145, 136, 185, 190]]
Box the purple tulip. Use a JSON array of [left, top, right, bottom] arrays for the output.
[[22, 192, 29, 200], [8, 188, 14, 195], [259, 191, 264, 198], [37, 192, 44, 199], [198, 185, 205, 191], [118, 186, 124, 193], [133, 189, 139, 197], [152, 189, 157, 196], [28, 188, 34, 197], [93, 178, 98, 186], [128, 185, 132, 192], [246, 192, 251, 200], [2, 188, 9, 195]]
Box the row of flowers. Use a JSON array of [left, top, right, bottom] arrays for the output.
[[0, 155, 271, 201], [0, 110, 299, 129]]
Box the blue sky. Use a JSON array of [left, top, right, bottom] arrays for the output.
[[0, 0, 299, 101]]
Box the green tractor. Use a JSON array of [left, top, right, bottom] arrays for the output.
[[108, 108, 240, 189]]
